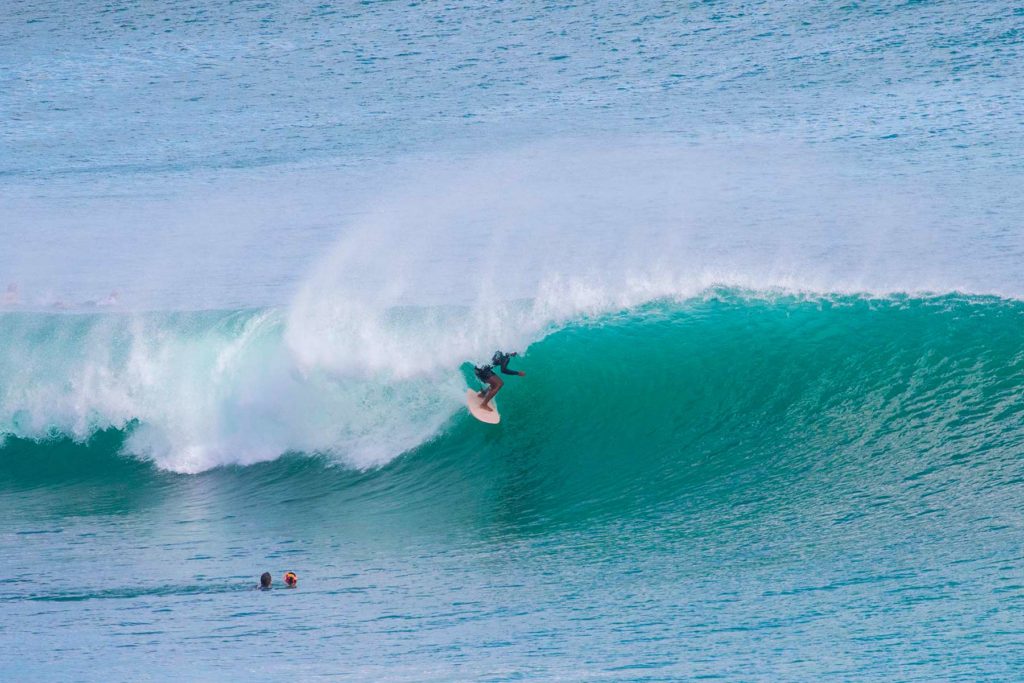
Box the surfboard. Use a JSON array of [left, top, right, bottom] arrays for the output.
[[466, 388, 500, 424]]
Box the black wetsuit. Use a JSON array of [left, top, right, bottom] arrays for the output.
[[474, 351, 518, 382]]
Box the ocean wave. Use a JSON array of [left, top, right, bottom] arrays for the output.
[[1, 291, 1022, 477]]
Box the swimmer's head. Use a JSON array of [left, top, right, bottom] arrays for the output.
[[260, 572, 272, 589], [284, 571, 298, 588]]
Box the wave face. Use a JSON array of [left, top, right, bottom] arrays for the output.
[[423, 293, 1024, 515], [3, 292, 1022, 485]]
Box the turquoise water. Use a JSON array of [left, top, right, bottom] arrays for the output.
[[3, 0, 1024, 680]]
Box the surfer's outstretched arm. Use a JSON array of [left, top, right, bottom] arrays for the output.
[[497, 352, 525, 376]]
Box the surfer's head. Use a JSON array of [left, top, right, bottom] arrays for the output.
[[259, 572, 272, 589], [284, 571, 298, 588]]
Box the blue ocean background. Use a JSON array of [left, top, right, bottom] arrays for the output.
[[2, 0, 1023, 680]]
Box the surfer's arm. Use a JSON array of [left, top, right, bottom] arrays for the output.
[[497, 354, 525, 376]]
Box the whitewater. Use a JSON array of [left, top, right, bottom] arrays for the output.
[[2, 0, 1023, 680]]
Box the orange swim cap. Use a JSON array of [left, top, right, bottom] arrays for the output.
[[284, 571, 298, 587]]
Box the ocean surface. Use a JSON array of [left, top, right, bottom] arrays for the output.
[[2, 0, 1023, 680]]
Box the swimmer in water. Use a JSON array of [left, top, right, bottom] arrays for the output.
[[258, 572, 272, 590]]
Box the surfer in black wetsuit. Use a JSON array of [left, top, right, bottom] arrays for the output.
[[474, 351, 525, 412]]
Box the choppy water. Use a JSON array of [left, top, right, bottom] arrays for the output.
[[2, 0, 1023, 680]]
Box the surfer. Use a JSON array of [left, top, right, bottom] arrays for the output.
[[474, 351, 525, 411]]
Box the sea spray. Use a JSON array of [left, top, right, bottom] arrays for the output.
[[4, 141, 995, 312]]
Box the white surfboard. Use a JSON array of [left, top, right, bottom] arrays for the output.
[[466, 388, 500, 424]]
